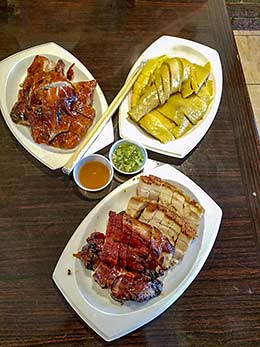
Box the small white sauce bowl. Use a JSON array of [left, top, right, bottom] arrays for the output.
[[73, 154, 114, 199], [109, 139, 148, 176]]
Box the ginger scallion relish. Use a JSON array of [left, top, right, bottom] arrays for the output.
[[112, 142, 145, 173]]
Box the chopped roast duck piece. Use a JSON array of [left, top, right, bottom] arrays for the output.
[[74, 210, 174, 303], [110, 269, 162, 303], [74, 232, 105, 270], [10, 55, 97, 149]]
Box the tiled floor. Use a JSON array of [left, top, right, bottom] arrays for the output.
[[234, 30, 260, 136]]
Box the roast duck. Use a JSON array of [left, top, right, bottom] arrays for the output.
[[10, 55, 97, 149], [74, 175, 204, 304]]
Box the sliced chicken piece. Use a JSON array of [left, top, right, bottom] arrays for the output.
[[160, 63, 171, 100], [166, 57, 184, 94], [154, 70, 167, 104], [128, 83, 160, 123]]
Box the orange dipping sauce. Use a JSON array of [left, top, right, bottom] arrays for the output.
[[78, 160, 110, 190]]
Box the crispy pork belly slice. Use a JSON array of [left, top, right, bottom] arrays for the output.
[[160, 183, 203, 230], [183, 201, 203, 228], [137, 175, 162, 200], [173, 233, 191, 263], [126, 196, 149, 218], [158, 223, 179, 246], [73, 232, 105, 270], [138, 201, 157, 224], [137, 175, 204, 233], [158, 182, 173, 206], [139, 203, 196, 243], [111, 271, 163, 303], [160, 209, 182, 240], [160, 206, 196, 239]]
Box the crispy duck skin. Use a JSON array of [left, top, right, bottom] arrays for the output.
[[10, 55, 97, 149], [137, 175, 204, 230]]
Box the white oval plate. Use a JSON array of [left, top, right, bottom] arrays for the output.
[[119, 36, 223, 158], [0, 42, 114, 170], [52, 164, 222, 341]]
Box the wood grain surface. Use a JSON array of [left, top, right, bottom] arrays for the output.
[[0, 0, 259, 346]]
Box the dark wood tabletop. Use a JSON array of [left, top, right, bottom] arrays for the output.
[[0, 0, 259, 346]]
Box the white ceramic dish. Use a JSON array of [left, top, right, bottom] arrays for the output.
[[53, 164, 222, 341], [0, 42, 114, 170], [119, 36, 223, 158]]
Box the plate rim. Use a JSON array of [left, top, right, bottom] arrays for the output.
[[0, 42, 114, 169], [52, 164, 222, 341], [119, 35, 223, 158]]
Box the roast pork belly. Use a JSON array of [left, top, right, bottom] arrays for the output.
[[127, 197, 196, 238], [137, 175, 204, 230]]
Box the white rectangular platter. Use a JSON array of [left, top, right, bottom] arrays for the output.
[[0, 42, 114, 170], [53, 164, 222, 341], [119, 36, 223, 158]]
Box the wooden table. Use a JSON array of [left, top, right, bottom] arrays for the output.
[[0, 1, 259, 346]]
